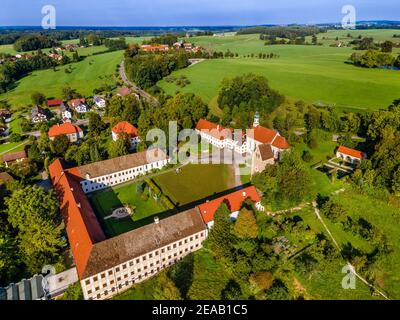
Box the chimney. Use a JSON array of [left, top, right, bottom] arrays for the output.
[[154, 217, 159, 224], [70, 187, 74, 192], [76, 203, 81, 208], [217, 125, 220, 130], [242, 192, 247, 197], [253, 111, 260, 128]]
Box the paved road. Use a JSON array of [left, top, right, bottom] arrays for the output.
[[119, 60, 159, 105]]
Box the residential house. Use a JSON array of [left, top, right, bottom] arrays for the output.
[[140, 44, 169, 52], [93, 96, 106, 109], [0, 172, 14, 189], [3, 151, 27, 168], [60, 104, 73, 122], [117, 87, 131, 97], [31, 106, 48, 123], [48, 53, 63, 61], [336, 146, 367, 164], [197, 186, 265, 229], [48, 123, 84, 142], [111, 121, 140, 148], [47, 99, 64, 109], [70, 98, 88, 113]]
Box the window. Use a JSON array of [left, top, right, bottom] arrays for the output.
[[150, 263, 154, 267], [179, 241, 182, 246], [124, 274, 128, 279], [108, 271, 112, 276], [116, 267, 120, 272], [167, 246, 171, 251], [173, 244, 177, 249], [87, 290, 92, 295], [95, 286, 99, 291], [129, 261, 134, 267], [136, 258, 140, 263], [144, 266, 148, 270], [97, 294, 101, 299], [195, 235, 199, 239], [93, 276, 98, 282], [137, 268, 141, 272], [161, 249, 165, 253], [101, 273, 105, 279], [155, 251, 159, 255], [123, 264, 127, 270], [142, 256, 147, 261], [85, 280, 90, 285], [117, 277, 121, 281], [190, 237, 193, 241], [103, 283, 107, 288], [110, 280, 114, 285]]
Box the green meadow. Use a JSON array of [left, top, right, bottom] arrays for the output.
[[0, 50, 123, 109], [159, 32, 400, 113]]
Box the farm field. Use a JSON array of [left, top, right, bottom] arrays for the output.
[[89, 182, 166, 237], [0, 49, 123, 109], [159, 33, 400, 112], [153, 164, 236, 207]]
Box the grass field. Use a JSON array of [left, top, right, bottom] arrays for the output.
[[0, 50, 123, 109], [90, 182, 166, 237], [153, 164, 236, 206], [159, 33, 400, 112]]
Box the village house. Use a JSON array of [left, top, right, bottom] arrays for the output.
[[60, 104, 73, 122], [48, 123, 84, 142], [48, 53, 63, 61], [140, 44, 170, 52], [111, 121, 140, 148], [31, 106, 48, 123], [336, 146, 367, 164], [0, 172, 14, 188], [70, 98, 88, 113], [93, 96, 106, 109], [47, 99, 64, 109], [0, 109, 11, 122], [197, 186, 264, 229], [117, 87, 132, 97], [3, 150, 27, 168]]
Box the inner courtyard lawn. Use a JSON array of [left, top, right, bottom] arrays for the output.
[[153, 164, 236, 206], [89, 182, 166, 237]]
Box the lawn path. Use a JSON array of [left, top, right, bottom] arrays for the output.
[[312, 201, 390, 300], [0, 140, 29, 156]]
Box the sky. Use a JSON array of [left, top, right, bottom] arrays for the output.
[[0, 0, 399, 27]]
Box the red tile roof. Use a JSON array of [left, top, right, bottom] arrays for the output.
[[250, 126, 278, 144], [70, 98, 86, 108], [117, 87, 131, 96], [48, 123, 83, 138], [272, 135, 291, 150], [337, 146, 365, 159], [47, 99, 64, 107], [196, 119, 231, 140], [3, 150, 27, 163], [49, 159, 106, 279], [197, 186, 261, 224], [112, 121, 138, 137]]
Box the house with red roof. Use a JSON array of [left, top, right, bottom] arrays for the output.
[[140, 44, 170, 52], [112, 121, 140, 148], [48, 123, 84, 142], [70, 98, 88, 113], [336, 146, 367, 164], [197, 186, 264, 228], [47, 99, 64, 108]]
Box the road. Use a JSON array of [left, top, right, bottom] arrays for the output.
[[118, 60, 159, 105]]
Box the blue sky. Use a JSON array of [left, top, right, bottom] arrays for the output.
[[0, 0, 398, 26]]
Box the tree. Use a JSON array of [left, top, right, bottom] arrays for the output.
[[108, 137, 129, 158], [152, 272, 182, 300], [50, 134, 70, 156], [31, 92, 46, 106], [0, 234, 20, 286], [9, 159, 37, 179], [60, 283, 84, 300], [88, 112, 106, 136], [234, 208, 258, 239], [207, 203, 234, 259], [5, 186, 65, 272], [249, 271, 274, 293], [61, 85, 79, 101], [381, 41, 393, 53], [221, 280, 242, 300], [312, 34, 318, 45], [28, 141, 42, 162]]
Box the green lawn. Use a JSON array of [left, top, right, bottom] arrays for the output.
[[153, 164, 236, 206], [90, 182, 166, 237], [0, 140, 28, 157], [159, 34, 400, 113], [0, 50, 123, 109]]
